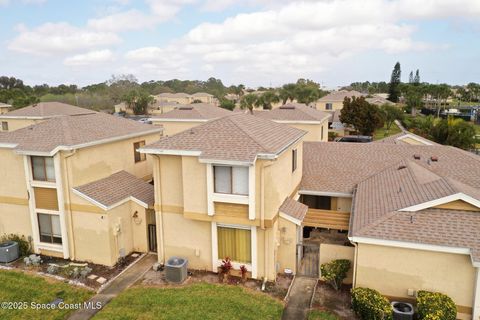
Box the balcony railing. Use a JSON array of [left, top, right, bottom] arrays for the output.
[[303, 208, 350, 230]]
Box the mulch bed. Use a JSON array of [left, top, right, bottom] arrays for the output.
[[141, 268, 293, 301], [5, 252, 141, 289], [311, 281, 358, 319]]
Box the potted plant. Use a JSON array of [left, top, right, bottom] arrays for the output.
[[240, 265, 248, 284], [219, 257, 232, 283]]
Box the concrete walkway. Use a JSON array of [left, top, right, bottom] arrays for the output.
[[282, 276, 318, 320], [68, 254, 157, 320]]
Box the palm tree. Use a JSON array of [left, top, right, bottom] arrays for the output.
[[254, 91, 280, 110], [240, 94, 257, 114], [278, 83, 296, 104]]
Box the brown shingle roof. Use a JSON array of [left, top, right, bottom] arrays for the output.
[[301, 142, 480, 194], [2, 102, 94, 118], [279, 197, 308, 222], [142, 113, 306, 163], [151, 103, 231, 120], [0, 113, 162, 155], [317, 90, 365, 102], [254, 103, 331, 122], [374, 132, 439, 146], [73, 171, 154, 209]]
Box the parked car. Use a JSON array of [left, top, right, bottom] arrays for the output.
[[138, 118, 152, 124], [336, 135, 372, 143]]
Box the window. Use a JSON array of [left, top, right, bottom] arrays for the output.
[[31, 157, 55, 182], [321, 126, 324, 140], [217, 226, 251, 263], [292, 149, 297, 172], [325, 103, 332, 110], [134, 141, 146, 163], [214, 166, 249, 195], [38, 213, 62, 244], [1, 121, 8, 131]]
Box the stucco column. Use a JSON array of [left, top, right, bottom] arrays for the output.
[[473, 267, 480, 320]]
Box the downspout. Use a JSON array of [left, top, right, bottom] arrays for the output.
[[348, 186, 358, 288], [63, 150, 77, 260], [260, 160, 274, 282], [154, 155, 166, 263]]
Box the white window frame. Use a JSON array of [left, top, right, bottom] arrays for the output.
[[211, 222, 257, 278], [36, 210, 63, 247]]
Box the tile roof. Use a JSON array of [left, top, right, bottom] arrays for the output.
[[0, 112, 162, 155], [150, 103, 231, 120], [157, 92, 191, 98], [317, 90, 365, 102], [365, 96, 395, 106], [0, 102, 12, 108], [142, 113, 306, 163], [191, 92, 213, 97], [254, 103, 331, 122], [1, 102, 94, 118], [301, 142, 480, 194], [73, 171, 154, 209], [279, 197, 308, 222]]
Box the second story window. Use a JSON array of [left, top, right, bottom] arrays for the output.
[[31, 156, 55, 182], [325, 103, 332, 110], [134, 141, 146, 163], [1, 121, 8, 131], [214, 166, 248, 195], [292, 149, 297, 172]]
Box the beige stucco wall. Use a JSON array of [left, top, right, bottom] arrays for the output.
[[334, 197, 352, 212], [282, 122, 328, 142], [356, 243, 476, 317], [0, 118, 43, 132], [319, 244, 354, 284], [0, 149, 31, 237], [277, 217, 298, 274], [150, 120, 205, 136]]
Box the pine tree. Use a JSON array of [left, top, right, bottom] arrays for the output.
[[409, 71, 414, 84], [414, 69, 420, 85], [388, 62, 401, 102]]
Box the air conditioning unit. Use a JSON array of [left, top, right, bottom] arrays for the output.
[[391, 301, 414, 320], [165, 257, 188, 283], [0, 241, 19, 263]]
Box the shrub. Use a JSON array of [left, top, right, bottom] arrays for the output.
[[0, 233, 31, 256], [24, 254, 42, 267], [351, 287, 392, 320], [320, 259, 351, 290], [220, 257, 232, 274], [416, 290, 456, 320]]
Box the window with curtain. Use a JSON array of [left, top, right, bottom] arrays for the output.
[[38, 213, 62, 244], [217, 226, 251, 263], [1, 121, 8, 131], [292, 149, 297, 172], [214, 166, 249, 195], [31, 156, 55, 182], [326, 103, 333, 110]]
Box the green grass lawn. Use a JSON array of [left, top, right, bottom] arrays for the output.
[[373, 121, 402, 140], [308, 310, 340, 320], [0, 269, 93, 320], [94, 283, 283, 320]]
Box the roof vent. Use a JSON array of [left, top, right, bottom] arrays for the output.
[[398, 165, 407, 170], [430, 156, 438, 162], [413, 154, 421, 160], [179, 106, 194, 110], [279, 105, 295, 109]]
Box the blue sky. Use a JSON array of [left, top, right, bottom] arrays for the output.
[[1, 0, 480, 88]]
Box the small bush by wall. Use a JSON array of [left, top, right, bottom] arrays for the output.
[[351, 287, 393, 320], [320, 259, 351, 290], [0, 233, 31, 256], [416, 290, 456, 320]]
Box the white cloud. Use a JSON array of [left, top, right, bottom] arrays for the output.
[[8, 22, 121, 56], [146, 0, 196, 20], [87, 9, 159, 32], [64, 49, 114, 66]]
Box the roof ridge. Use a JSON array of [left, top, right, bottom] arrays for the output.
[[227, 114, 271, 152]]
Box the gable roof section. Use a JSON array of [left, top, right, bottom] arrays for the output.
[[150, 103, 231, 121], [279, 197, 308, 225], [374, 131, 438, 146], [317, 90, 365, 102], [1, 102, 94, 119], [301, 142, 480, 195], [73, 171, 154, 210], [0, 112, 162, 155], [254, 103, 331, 123], [141, 113, 306, 163]]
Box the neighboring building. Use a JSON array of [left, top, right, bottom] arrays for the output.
[[115, 100, 180, 115], [140, 113, 307, 281], [0, 113, 163, 266], [300, 142, 480, 320], [374, 131, 439, 146], [253, 103, 331, 141], [0, 102, 12, 115], [365, 94, 396, 106], [315, 90, 365, 111], [0, 102, 94, 132], [149, 103, 232, 136], [155, 92, 216, 105]]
